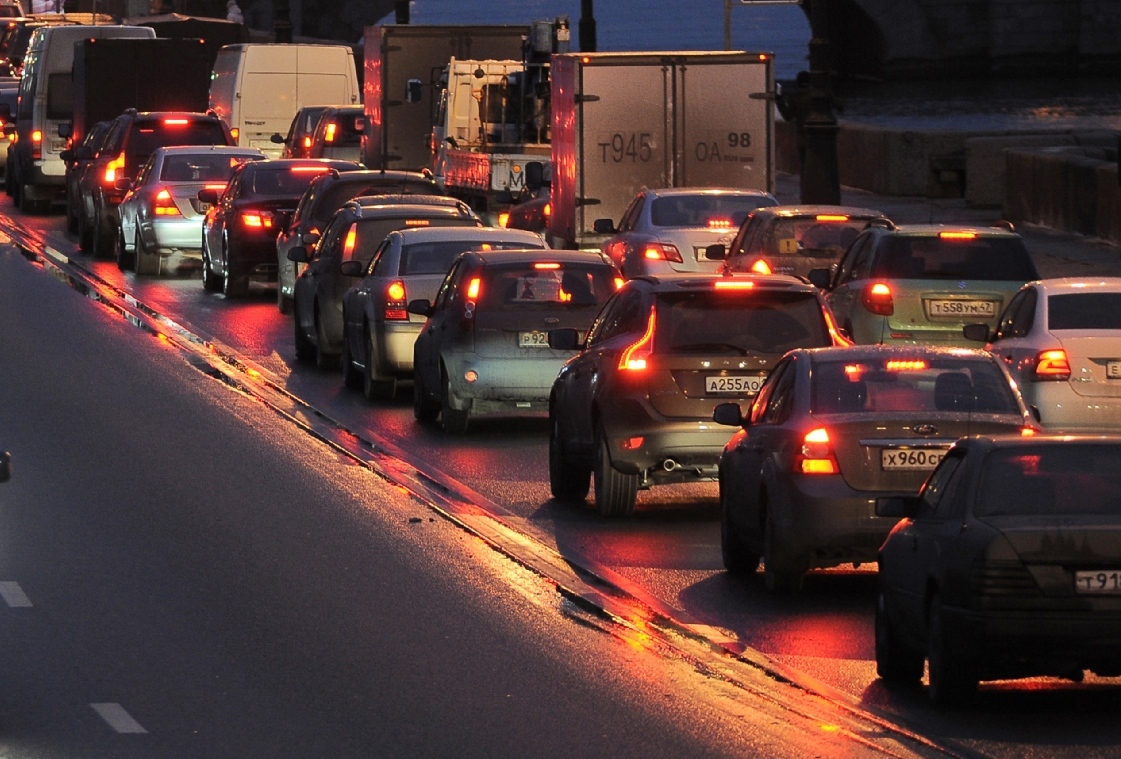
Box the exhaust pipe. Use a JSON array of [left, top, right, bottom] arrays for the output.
[[662, 459, 678, 472]]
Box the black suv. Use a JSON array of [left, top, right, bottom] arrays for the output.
[[77, 110, 235, 260]]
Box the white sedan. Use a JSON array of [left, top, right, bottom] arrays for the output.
[[964, 277, 1121, 432]]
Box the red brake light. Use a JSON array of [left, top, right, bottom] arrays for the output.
[[466, 277, 481, 302], [619, 307, 656, 371], [613, 277, 625, 290], [815, 214, 849, 222], [163, 118, 189, 126], [885, 360, 928, 371], [714, 279, 755, 290], [861, 282, 894, 316], [343, 224, 357, 256], [940, 231, 977, 241], [324, 122, 337, 142], [497, 211, 510, 227], [534, 262, 560, 270], [302, 136, 312, 148], [543, 202, 551, 217], [384, 280, 408, 320], [796, 427, 839, 475], [1034, 349, 1070, 380], [241, 211, 272, 229], [642, 243, 683, 263], [103, 152, 125, 184], [290, 166, 330, 173], [749, 259, 772, 275], [152, 188, 180, 216], [706, 217, 733, 229], [230, 127, 239, 141], [30, 128, 41, 160]]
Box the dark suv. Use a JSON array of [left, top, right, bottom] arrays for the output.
[[548, 274, 849, 516], [79, 110, 235, 260], [307, 105, 364, 162]]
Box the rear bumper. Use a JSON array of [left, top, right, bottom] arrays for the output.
[[381, 321, 422, 374], [228, 234, 280, 280], [142, 218, 205, 257], [1026, 382, 1121, 432], [444, 352, 568, 412], [602, 415, 735, 482]]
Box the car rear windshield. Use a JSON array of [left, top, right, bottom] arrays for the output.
[[811, 356, 1019, 415], [650, 194, 775, 228], [127, 121, 230, 160], [871, 235, 1038, 281], [319, 111, 364, 145], [655, 290, 830, 356], [248, 166, 336, 196], [976, 445, 1121, 517], [1047, 292, 1121, 330], [399, 240, 543, 276], [353, 217, 477, 260], [292, 106, 329, 140], [313, 181, 442, 224], [753, 217, 868, 257], [476, 263, 614, 311], [160, 153, 260, 183]]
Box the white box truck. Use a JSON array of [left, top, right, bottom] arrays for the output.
[[547, 51, 775, 250], [208, 43, 360, 159]]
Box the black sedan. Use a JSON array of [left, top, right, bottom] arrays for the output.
[[198, 159, 360, 297], [876, 435, 1121, 705]]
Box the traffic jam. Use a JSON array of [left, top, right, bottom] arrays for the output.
[[2, 8, 1121, 746]]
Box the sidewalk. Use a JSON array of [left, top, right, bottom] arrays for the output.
[[774, 171, 1121, 279]]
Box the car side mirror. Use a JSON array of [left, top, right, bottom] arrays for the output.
[[0, 450, 10, 483], [962, 323, 991, 342], [339, 259, 364, 277], [807, 268, 832, 290], [114, 177, 132, 192], [59, 149, 74, 162], [270, 133, 286, 144], [197, 188, 219, 205], [875, 495, 920, 518], [548, 328, 583, 351], [407, 298, 432, 317], [712, 402, 745, 427], [287, 246, 309, 263], [301, 231, 320, 245], [592, 218, 616, 235], [57, 122, 71, 138], [704, 244, 727, 261]]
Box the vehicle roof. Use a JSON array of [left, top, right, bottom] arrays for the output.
[[470, 248, 609, 265], [351, 203, 475, 220], [318, 169, 437, 185], [642, 187, 776, 198], [246, 159, 359, 171], [350, 193, 465, 209], [321, 105, 363, 114], [885, 223, 1021, 238], [126, 110, 223, 121], [390, 226, 545, 243], [963, 434, 1121, 452], [801, 344, 996, 362], [1028, 277, 1121, 294], [748, 204, 888, 219], [152, 145, 265, 156], [630, 272, 817, 292]]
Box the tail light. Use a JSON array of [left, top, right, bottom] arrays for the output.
[[706, 217, 733, 229], [1033, 349, 1070, 380], [460, 276, 481, 330], [324, 122, 337, 142], [613, 277, 625, 290], [619, 307, 656, 371], [940, 231, 977, 241], [543, 202, 551, 217], [795, 428, 839, 475], [163, 118, 189, 126], [861, 282, 894, 316], [103, 152, 125, 184], [151, 189, 180, 216], [384, 280, 408, 321], [749, 259, 772, 275], [230, 127, 239, 142], [642, 243, 682, 263], [342, 224, 357, 257], [497, 211, 510, 227], [302, 136, 312, 150], [30, 128, 41, 160], [241, 211, 274, 230]]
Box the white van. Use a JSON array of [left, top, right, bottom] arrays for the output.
[[208, 44, 360, 160], [9, 24, 154, 212]]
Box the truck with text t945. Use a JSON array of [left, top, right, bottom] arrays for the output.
[[545, 51, 775, 250]]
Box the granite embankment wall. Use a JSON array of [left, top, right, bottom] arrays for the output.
[[777, 120, 1121, 245]]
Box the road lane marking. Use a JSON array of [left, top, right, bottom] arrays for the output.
[[0, 581, 32, 607], [90, 703, 147, 734]]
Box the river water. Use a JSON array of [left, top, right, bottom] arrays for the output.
[[400, 0, 1121, 133]]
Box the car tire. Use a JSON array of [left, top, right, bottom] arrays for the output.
[[362, 327, 395, 401], [77, 206, 93, 253], [201, 238, 222, 292], [440, 371, 469, 435], [17, 181, 34, 213], [549, 412, 590, 502], [593, 426, 638, 517], [412, 367, 439, 424], [875, 589, 924, 685], [341, 326, 362, 389], [926, 594, 978, 706], [93, 212, 114, 260], [763, 504, 803, 594], [294, 310, 315, 363], [135, 231, 159, 276], [720, 482, 761, 575], [314, 307, 339, 370], [66, 194, 78, 234], [115, 228, 134, 272]]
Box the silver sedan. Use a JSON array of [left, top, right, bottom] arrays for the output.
[[117, 145, 266, 276]]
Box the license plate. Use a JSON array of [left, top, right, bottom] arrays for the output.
[[1074, 570, 1121, 595], [518, 331, 549, 348], [51, 139, 67, 151], [705, 375, 764, 394], [880, 447, 947, 471], [1108, 362, 1121, 379], [197, 202, 211, 213], [925, 299, 998, 318]]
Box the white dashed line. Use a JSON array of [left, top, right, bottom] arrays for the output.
[[0, 581, 32, 607], [91, 703, 147, 734]]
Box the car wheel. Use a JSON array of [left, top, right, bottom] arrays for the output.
[[314, 307, 339, 370], [440, 370, 469, 435], [201, 237, 221, 292], [926, 594, 978, 706], [221, 238, 249, 297], [17, 181, 33, 213], [134, 231, 160, 276], [875, 589, 924, 685], [115, 228, 134, 271], [549, 411, 590, 502], [93, 212, 114, 260], [66, 193, 78, 234], [294, 309, 315, 363], [763, 504, 803, 594], [341, 326, 362, 389], [362, 327, 395, 401], [593, 426, 638, 517], [412, 367, 439, 424], [77, 206, 93, 253], [720, 482, 761, 575]]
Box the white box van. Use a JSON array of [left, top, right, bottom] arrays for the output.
[[208, 44, 360, 160], [9, 24, 155, 212]]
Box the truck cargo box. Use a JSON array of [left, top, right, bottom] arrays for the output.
[[548, 51, 775, 250]]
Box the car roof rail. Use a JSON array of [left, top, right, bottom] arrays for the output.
[[866, 217, 896, 230], [991, 220, 1015, 232]]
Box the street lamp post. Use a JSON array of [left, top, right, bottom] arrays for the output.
[[800, 0, 841, 204], [274, 0, 293, 44]]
